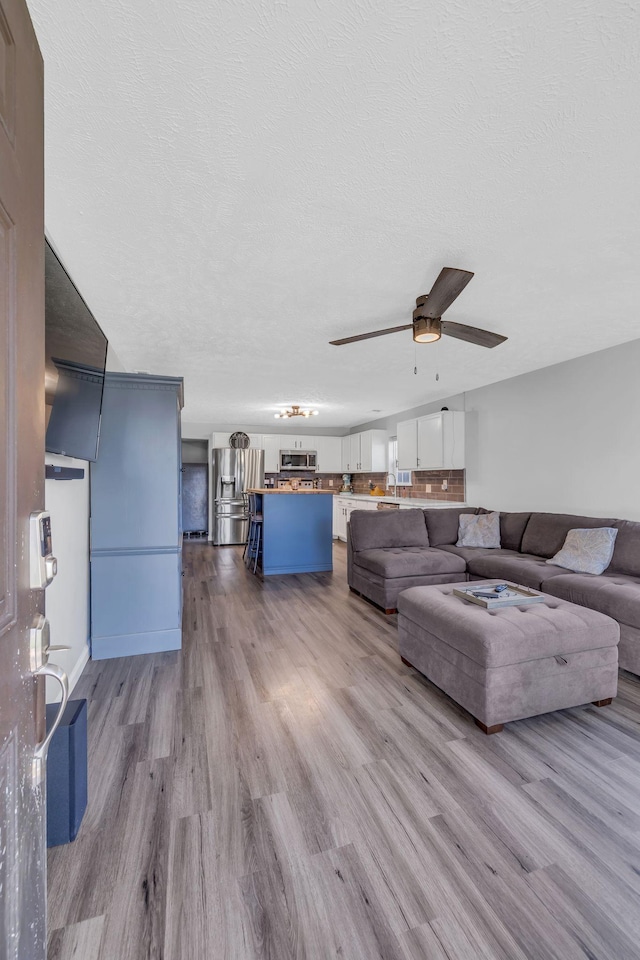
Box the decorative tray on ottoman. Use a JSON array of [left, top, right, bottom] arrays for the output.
[[453, 582, 546, 609]]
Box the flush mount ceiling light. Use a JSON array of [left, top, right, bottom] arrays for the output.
[[274, 405, 319, 419]]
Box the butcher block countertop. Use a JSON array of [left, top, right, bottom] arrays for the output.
[[248, 488, 334, 495]]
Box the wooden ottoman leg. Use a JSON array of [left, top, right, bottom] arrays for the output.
[[385, 608, 397, 615], [474, 718, 504, 735], [401, 656, 415, 669], [592, 698, 613, 707]]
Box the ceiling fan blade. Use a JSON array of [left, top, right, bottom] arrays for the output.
[[441, 321, 507, 348], [422, 268, 474, 318], [330, 324, 413, 346]]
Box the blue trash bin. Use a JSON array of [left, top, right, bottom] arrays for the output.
[[46, 698, 88, 847]]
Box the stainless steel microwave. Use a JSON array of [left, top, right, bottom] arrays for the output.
[[279, 450, 317, 471]]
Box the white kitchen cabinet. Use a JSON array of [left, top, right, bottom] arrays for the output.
[[333, 497, 344, 539], [334, 496, 383, 540], [349, 434, 361, 472], [341, 436, 351, 472], [282, 436, 311, 450], [396, 412, 465, 470], [417, 411, 465, 469], [396, 419, 419, 470], [343, 430, 387, 472], [315, 436, 342, 473], [262, 435, 281, 473]]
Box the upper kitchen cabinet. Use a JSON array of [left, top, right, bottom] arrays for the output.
[[314, 436, 342, 473], [280, 436, 309, 450], [341, 435, 351, 472], [262, 435, 281, 473], [396, 419, 419, 470], [398, 411, 465, 470], [342, 430, 387, 472]]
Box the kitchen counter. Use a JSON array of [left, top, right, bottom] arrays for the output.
[[248, 488, 334, 495], [337, 494, 467, 508]]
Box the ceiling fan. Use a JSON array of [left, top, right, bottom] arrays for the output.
[[330, 268, 507, 349]]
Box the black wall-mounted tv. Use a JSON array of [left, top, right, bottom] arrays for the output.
[[45, 240, 108, 462]]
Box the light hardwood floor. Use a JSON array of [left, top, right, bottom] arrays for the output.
[[48, 542, 640, 960]]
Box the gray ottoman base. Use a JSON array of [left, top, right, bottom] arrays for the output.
[[398, 582, 620, 732]]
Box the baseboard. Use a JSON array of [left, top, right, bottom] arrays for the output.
[[91, 627, 182, 660]]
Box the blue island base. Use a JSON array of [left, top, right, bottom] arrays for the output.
[[259, 493, 333, 576]]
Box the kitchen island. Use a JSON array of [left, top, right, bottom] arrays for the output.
[[247, 489, 334, 575]]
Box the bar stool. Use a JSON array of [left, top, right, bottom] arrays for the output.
[[244, 493, 263, 573]]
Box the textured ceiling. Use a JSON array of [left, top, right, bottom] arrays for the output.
[[28, 0, 640, 428]]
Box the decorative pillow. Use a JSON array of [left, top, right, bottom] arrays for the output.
[[547, 527, 618, 575], [457, 512, 501, 548]]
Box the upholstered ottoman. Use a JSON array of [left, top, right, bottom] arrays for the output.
[[398, 580, 620, 733]]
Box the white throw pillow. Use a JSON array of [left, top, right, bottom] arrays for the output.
[[547, 527, 618, 575], [456, 512, 501, 548]]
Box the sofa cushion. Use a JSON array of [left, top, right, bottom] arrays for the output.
[[548, 527, 618, 575], [478, 510, 532, 551], [542, 573, 640, 629], [423, 507, 479, 546], [499, 512, 533, 552], [354, 546, 465, 579], [466, 552, 571, 590], [610, 520, 640, 578], [349, 508, 429, 552], [520, 512, 617, 559], [457, 512, 501, 548], [439, 545, 521, 564]]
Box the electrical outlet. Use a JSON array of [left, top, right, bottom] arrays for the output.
[[441, 479, 448, 491], [425, 484, 432, 493], [329, 479, 333, 486]]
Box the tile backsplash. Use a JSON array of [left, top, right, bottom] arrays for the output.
[[264, 469, 465, 501], [265, 472, 344, 488], [350, 469, 465, 502]]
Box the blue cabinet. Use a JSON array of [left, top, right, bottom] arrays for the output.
[[90, 372, 184, 659]]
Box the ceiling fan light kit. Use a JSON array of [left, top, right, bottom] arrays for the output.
[[330, 267, 508, 350], [412, 315, 441, 343], [274, 405, 319, 419]]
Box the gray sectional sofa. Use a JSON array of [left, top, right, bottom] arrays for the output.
[[346, 506, 640, 675]]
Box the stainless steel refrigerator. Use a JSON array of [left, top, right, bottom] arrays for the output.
[[212, 447, 264, 545]]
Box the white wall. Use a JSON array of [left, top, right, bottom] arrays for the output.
[[465, 339, 640, 520], [44, 454, 90, 701]]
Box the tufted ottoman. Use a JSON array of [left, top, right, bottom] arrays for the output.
[[398, 580, 620, 733]]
